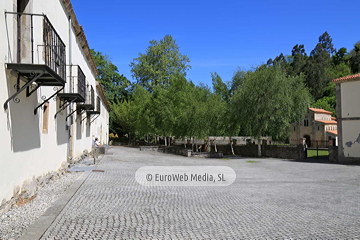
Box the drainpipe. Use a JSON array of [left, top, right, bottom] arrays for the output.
[[67, 16, 73, 162]]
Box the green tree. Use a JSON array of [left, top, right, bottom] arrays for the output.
[[91, 50, 130, 104], [130, 35, 191, 91], [304, 32, 335, 100], [91, 49, 131, 134], [290, 44, 307, 76], [350, 41, 360, 73], [332, 47, 349, 66], [232, 65, 311, 156]]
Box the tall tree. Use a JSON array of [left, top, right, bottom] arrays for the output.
[[290, 44, 307, 76], [232, 65, 311, 156], [130, 35, 191, 91], [91, 49, 130, 134], [332, 47, 349, 66], [350, 41, 360, 73], [211, 72, 230, 103], [318, 31, 336, 55], [91, 50, 130, 104], [304, 32, 334, 100]]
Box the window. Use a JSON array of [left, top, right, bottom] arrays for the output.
[[304, 119, 309, 127], [42, 102, 49, 134], [318, 126, 320, 131]]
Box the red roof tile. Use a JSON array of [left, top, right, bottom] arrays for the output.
[[333, 73, 360, 83], [309, 108, 333, 115], [331, 117, 336, 120], [327, 130, 338, 135], [316, 120, 337, 124]]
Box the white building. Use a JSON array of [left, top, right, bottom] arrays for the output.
[[0, 0, 110, 205], [333, 73, 360, 163]]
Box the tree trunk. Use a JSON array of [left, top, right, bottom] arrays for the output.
[[164, 136, 167, 146], [207, 137, 210, 152], [215, 140, 217, 152], [192, 137, 194, 151], [155, 134, 157, 144], [230, 136, 235, 155], [257, 137, 262, 157]]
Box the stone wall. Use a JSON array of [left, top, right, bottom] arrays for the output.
[[211, 144, 305, 159], [263, 145, 306, 159]]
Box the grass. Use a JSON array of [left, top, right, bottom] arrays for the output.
[[307, 150, 329, 157], [247, 160, 260, 163], [221, 158, 232, 160]]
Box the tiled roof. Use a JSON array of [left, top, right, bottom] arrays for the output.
[[316, 120, 337, 124], [331, 117, 336, 120], [309, 108, 333, 115], [327, 130, 338, 135], [333, 73, 360, 83]]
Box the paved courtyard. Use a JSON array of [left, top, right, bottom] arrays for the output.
[[38, 146, 360, 239]]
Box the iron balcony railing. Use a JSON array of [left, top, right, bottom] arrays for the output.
[[96, 96, 101, 112], [85, 85, 95, 107], [68, 65, 86, 101], [77, 67, 86, 100], [5, 12, 66, 80]]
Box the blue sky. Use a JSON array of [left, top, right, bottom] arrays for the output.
[[72, 0, 359, 86]]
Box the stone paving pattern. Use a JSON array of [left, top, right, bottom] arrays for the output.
[[41, 146, 360, 239]]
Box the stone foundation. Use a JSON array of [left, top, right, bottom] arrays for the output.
[[0, 151, 89, 214]]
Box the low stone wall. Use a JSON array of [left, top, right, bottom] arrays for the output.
[[109, 137, 128, 146], [191, 152, 223, 158], [263, 145, 306, 159], [158, 146, 192, 157], [213, 145, 259, 156], [212, 144, 305, 159]]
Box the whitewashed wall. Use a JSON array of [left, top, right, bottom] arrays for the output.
[[0, 0, 109, 203], [340, 81, 360, 158]]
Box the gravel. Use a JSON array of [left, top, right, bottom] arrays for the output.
[[0, 171, 82, 240]]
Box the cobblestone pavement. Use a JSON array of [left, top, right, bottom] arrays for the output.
[[40, 146, 360, 239]]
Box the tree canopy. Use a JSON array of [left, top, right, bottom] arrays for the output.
[[94, 32, 360, 149], [129, 35, 191, 92]]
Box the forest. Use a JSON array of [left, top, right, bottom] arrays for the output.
[[91, 32, 360, 143]]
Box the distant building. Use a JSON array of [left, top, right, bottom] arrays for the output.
[[289, 108, 337, 147], [333, 73, 360, 163], [0, 0, 110, 206]]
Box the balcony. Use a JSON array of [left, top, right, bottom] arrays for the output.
[[4, 12, 66, 109], [58, 65, 86, 103], [79, 85, 95, 111], [87, 96, 101, 115]]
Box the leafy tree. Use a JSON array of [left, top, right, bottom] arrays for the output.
[[318, 31, 336, 55], [211, 72, 230, 103], [130, 35, 191, 91], [290, 44, 307, 76], [232, 65, 311, 156], [332, 47, 349, 66], [304, 32, 335, 100], [91, 49, 130, 134], [91, 50, 130, 104], [350, 41, 360, 73]]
